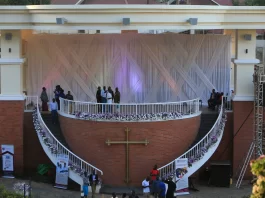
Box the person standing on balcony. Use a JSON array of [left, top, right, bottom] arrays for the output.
[[65, 91, 74, 114], [40, 87, 49, 111], [89, 169, 99, 198], [107, 87, 113, 113], [101, 86, 107, 112], [96, 86, 102, 112], [50, 98, 58, 124], [114, 87, 121, 113]]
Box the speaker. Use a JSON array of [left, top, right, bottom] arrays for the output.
[[5, 33, 12, 40], [123, 18, 130, 25], [209, 161, 231, 187], [244, 34, 252, 41], [188, 18, 198, 25]]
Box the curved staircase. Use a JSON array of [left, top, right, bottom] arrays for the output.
[[158, 102, 227, 180], [32, 105, 103, 189], [29, 96, 226, 190]]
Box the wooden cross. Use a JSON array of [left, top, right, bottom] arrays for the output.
[[106, 127, 149, 184]]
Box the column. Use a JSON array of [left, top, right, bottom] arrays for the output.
[[0, 30, 25, 174], [231, 29, 259, 179]]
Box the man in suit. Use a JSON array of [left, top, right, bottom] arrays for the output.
[[89, 169, 99, 198]]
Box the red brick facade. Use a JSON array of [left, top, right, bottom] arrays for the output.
[[23, 113, 52, 175], [0, 101, 24, 175], [59, 115, 201, 186], [233, 101, 254, 178]]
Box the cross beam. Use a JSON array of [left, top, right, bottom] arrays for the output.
[[105, 127, 149, 184]]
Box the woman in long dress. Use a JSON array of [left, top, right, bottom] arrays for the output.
[[40, 87, 49, 111]]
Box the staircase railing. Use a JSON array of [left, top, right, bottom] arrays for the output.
[[158, 100, 226, 178], [59, 98, 200, 121], [33, 99, 103, 180]]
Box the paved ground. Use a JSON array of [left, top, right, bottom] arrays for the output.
[[0, 178, 251, 198]]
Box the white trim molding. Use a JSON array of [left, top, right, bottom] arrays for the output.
[[232, 59, 260, 64], [232, 95, 254, 101], [0, 58, 26, 65], [0, 94, 25, 101]]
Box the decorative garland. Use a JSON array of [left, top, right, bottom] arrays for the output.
[[74, 111, 183, 121], [32, 108, 102, 185], [161, 108, 227, 180]]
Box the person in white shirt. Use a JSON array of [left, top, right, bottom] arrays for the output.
[[101, 86, 107, 112], [50, 98, 58, 124], [142, 176, 151, 198]]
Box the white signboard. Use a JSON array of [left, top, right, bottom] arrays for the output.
[[1, 145, 14, 178], [175, 158, 189, 196], [54, 154, 69, 189]]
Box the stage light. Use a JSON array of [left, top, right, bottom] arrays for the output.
[[187, 18, 198, 25], [56, 18, 67, 25]]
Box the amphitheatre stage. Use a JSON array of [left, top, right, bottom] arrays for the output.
[[0, 4, 262, 193]]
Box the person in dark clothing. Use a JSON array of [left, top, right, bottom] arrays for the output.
[[208, 89, 216, 109], [114, 87, 120, 103], [65, 91, 74, 114], [158, 180, 166, 198], [54, 85, 61, 110], [164, 177, 176, 198], [89, 169, 99, 198], [96, 86, 102, 112], [96, 86, 102, 103], [129, 190, 139, 198], [152, 176, 160, 198]]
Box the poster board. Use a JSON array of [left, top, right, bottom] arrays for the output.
[[175, 158, 189, 196], [1, 145, 15, 178], [54, 154, 69, 189]]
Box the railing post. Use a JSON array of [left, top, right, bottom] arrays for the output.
[[67, 100, 70, 114], [136, 104, 137, 115]]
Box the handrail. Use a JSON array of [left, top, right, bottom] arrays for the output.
[[158, 98, 226, 177], [59, 98, 200, 119], [34, 99, 103, 176]]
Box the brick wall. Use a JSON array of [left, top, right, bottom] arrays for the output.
[[0, 101, 24, 175], [59, 115, 201, 186], [233, 101, 254, 179], [23, 112, 52, 175]]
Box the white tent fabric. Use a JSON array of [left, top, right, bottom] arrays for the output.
[[25, 34, 230, 103]]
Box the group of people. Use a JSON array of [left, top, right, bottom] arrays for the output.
[[96, 86, 121, 113], [207, 89, 224, 110], [82, 169, 99, 198], [40, 85, 74, 124], [142, 165, 176, 198]]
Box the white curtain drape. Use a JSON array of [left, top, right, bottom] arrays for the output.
[[26, 34, 230, 103]]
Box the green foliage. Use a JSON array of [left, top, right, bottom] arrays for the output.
[[232, 0, 240, 5], [0, 185, 24, 198], [244, 0, 265, 5], [250, 155, 265, 198], [0, 0, 50, 5]]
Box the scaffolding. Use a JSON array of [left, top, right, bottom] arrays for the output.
[[236, 64, 264, 189], [253, 64, 264, 157]]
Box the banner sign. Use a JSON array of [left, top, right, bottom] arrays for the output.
[[1, 145, 15, 178], [175, 158, 189, 196], [54, 154, 69, 189]]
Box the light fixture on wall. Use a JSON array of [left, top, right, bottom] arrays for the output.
[[187, 18, 198, 25], [245, 49, 248, 54], [56, 18, 67, 25], [123, 18, 130, 26]]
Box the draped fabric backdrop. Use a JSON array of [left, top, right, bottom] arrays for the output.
[[26, 34, 231, 103]]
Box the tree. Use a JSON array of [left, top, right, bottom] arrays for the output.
[[0, 0, 50, 5]]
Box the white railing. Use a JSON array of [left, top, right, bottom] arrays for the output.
[[59, 98, 200, 120], [223, 96, 233, 111], [24, 96, 38, 112], [33, 100, 103, 182], [158, 99, 226, 179]]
